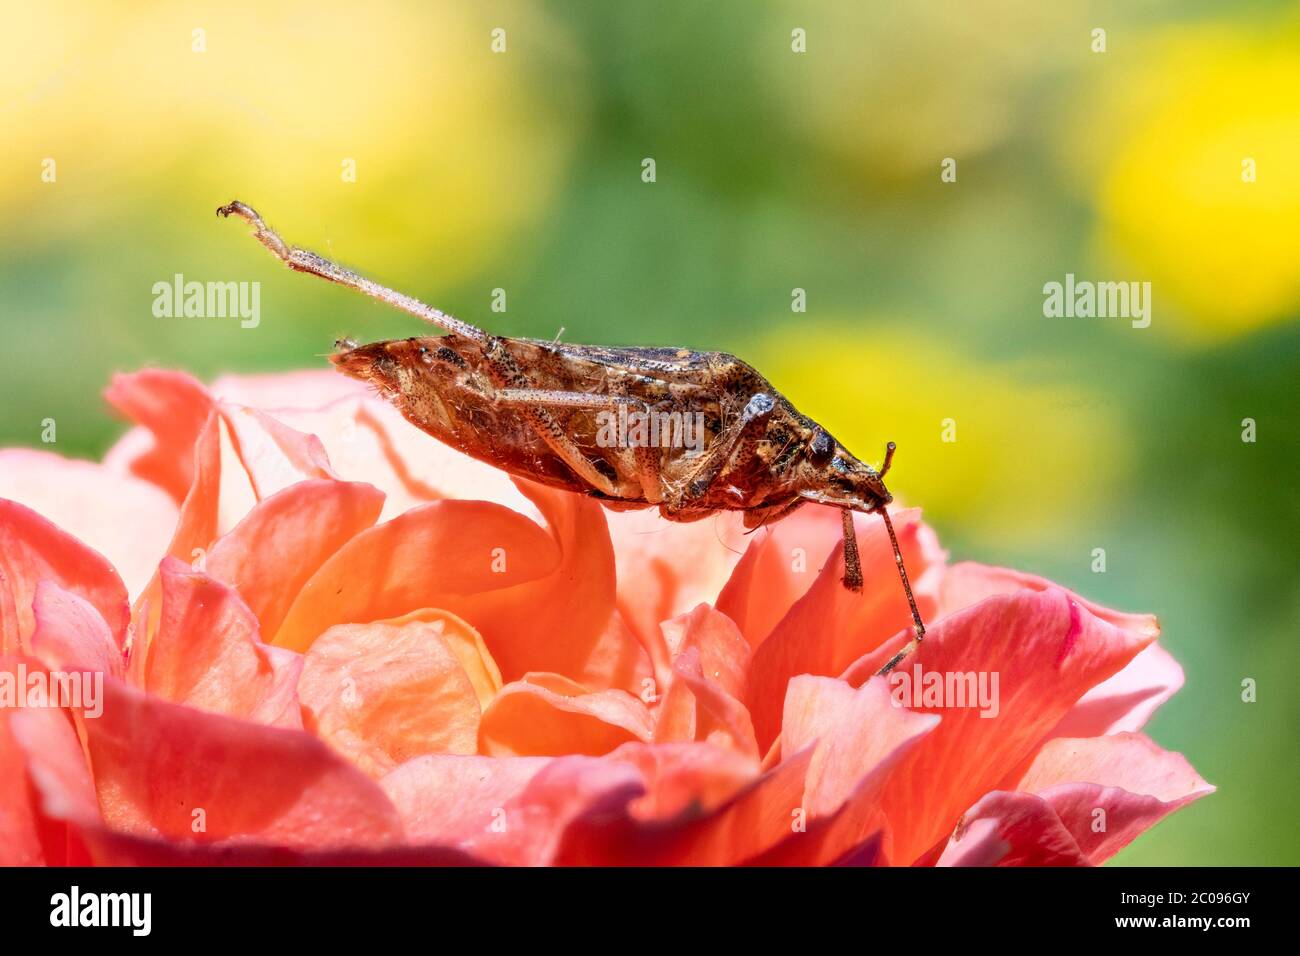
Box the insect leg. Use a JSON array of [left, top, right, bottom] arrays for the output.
[[216, 200, 488, 344], [662, 392, 775, 515], [479, 385, 667, 503], [741, 496, 806, 531], [488, 389, 648, 412], [841, 508, 863, 591]]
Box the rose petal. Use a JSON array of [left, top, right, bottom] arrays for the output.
[[660, 604, 749, 700], [743, 508, 943, 751], [256, 392, 533, 520], [273, 497, 561, 653], [380, 753, 551, 845], [555, 747, 815, 865], [1052, 642, 1185, 738], [0, 450, 177, 599], [209, 369, 367, 410], [0, 498, 129, 655], [716, 505, 844, 648], [447, 480, 647, 691], [466, 755, 647, 865], [218, 403, 336, 500], [29, 581, 124, 679], [779, 675, 856, 760], [868, 588, 1157, 864], [752, 677, 939, 865], [204, 479, 385, 639], [2, 683, 95, 865], [606, 507, 747, 653], [104, 369, 213, 503], [300, 615, 486, 776], [171, 412, 224, 555], [479, 674, 653, 757], [654, 647, 758, 756], [380, 608, 503, 710], [939, 560, 1157, 639], [1013, 733, 1214, 864], [145, 560, 302, 727], [79, 677, 402, 849], [936, 791, 1089, 866], [611, 740, 758, 822]]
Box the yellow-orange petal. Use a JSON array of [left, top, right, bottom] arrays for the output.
[[272, 498, 560, 652], [378, 608, 502, 711], [204, 479, 385, 639], [479, 674, 653, 757], [448, 479, 647, 691], [300, 614, 487, 777]]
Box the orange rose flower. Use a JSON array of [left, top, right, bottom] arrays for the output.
[[0, 369, 1210, 865]]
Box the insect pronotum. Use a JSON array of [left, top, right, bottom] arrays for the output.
[[217, 201, 926, 673]]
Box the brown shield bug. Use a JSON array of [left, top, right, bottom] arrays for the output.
[[218, 201, 926, 671]]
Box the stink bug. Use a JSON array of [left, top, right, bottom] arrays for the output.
[[217, 201, 926, 670]]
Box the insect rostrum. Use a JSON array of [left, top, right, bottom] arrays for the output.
[[217, 201, 926, 671]]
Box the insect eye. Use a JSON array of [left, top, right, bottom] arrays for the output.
[[808, 428, 835, 466]]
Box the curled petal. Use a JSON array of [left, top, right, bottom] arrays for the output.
[[272, 498, 561, 652], [660, 604, 749, 701], [866, 588, 1156, 864], [479, 673, 653, 757], [204, 478, 385, 639], [0, 499, 129, 655], [146, 560, 302, 728], [654, 647, 758, 757], [936, 791, 1090, 867], [29, 581, 124, 679], [448, 480, 647, 691], [1013, 733, 1214, 864], [104, 369, 213, 503], [1052, 642, 1185, 739]]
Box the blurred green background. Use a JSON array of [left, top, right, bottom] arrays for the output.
[[1, 1, 1297, 864]]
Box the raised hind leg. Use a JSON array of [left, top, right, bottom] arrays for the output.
[[217, 200, 488, 344]]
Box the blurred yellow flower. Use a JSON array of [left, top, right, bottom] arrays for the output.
[[0, 0, 582, 280], [752, 324, 1127, 546], [763, 0, 1084, 179], [1065, 23, 1300, 340]]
